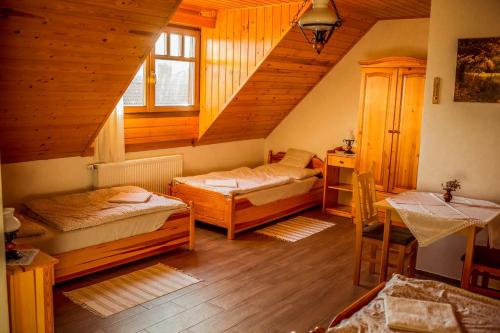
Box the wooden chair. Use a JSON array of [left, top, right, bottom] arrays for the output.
[[352, 171, 418, 285], [461, 245, 500, 299]]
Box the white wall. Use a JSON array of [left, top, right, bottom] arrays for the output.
[[416, 0, 500, 279], [265, 18, 430, 157], [0, 166, 10, 333], [1, 139, 265, 206]]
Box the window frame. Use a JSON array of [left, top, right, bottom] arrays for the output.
[[124, 26, 200, 114]]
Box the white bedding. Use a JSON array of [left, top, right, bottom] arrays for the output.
[[24, 186, 186, 232], [174, 164, 321, 197], [15, 209, 185, 254], [239, 177, 318, 206]]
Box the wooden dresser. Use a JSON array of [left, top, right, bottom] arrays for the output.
[[322, 151, 356, 218], [7, 250, 58, 333]]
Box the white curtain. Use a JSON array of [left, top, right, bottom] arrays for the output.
[[94, 98, 125, 163]]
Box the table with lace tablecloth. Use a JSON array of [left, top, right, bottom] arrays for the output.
[[374, 192, 500, 289]]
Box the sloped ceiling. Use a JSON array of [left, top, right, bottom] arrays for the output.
[[0, 0, 181, 163], [181, 0, 301, 10], [198, 0, 430, 144]]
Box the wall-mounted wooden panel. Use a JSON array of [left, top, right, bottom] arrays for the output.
[[124, 114, 198, 153], [0, 0, 181, 163], [199, 2, 303, 134], [197, 0, 430, 145]]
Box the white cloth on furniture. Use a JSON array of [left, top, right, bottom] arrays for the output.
[[254, 163, 321, 180], [174, 167, 291, 196], [239, 177, 318, 206], [205, 179, 238, 188], [387, 192, 500, 247], [108, 192, 152, 203], [384, 295, 460, 333]]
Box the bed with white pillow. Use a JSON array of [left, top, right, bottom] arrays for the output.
[[15, 186, 194, 283], [172, 149, 324, 239]]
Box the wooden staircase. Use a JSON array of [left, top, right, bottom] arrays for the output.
[[198, 0, 430, 145]]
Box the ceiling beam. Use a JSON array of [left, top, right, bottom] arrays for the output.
[[171, 5, 217, 28]]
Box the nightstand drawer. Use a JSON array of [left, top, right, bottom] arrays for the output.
[[327, 155, 355, 168]]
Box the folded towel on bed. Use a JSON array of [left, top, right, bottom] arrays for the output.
[[205, 179, 238, 188], [384, 295, 461, 333], [108, 192, 152, 203]]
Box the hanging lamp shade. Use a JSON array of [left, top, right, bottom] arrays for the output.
[[298, 0, 342, 54]]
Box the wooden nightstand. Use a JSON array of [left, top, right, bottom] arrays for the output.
[[322, 150, 356, 218], [6, 249, 58, 333]]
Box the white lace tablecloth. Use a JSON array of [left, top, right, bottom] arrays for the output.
[[387, 192, 500, 248]]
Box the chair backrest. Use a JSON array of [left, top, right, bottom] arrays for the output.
[[352, 171, 378, 227]]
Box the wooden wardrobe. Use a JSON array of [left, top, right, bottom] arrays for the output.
[[356, 57, 426, 194]]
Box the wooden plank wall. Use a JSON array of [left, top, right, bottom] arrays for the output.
[[124, 114, 198, 152], [0, 0, 181, 163], [199, 2, 303, 134], [182, 0, 300, 11], [198, 0, 431, 144]]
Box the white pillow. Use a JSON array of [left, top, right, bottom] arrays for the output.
[[279, 148, 315, 168]]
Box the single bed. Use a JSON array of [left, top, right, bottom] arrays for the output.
[[15, 186, 195, 283], [171, 150, 324, 239], [310, 274, 500, 333]]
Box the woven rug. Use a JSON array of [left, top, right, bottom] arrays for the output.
[[63, 263, 200, 317], [255, 216, 334, 242]]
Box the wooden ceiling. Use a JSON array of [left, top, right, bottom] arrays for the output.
[[0, 0, 181, 163], [0, 0, 431, 163], [181, 0, 302, 11], [197, 0, 430, 144]]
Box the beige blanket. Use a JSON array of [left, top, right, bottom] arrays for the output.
[[329, 275, 500, 333], [174, 166, 291, 196], [25, 186, 186, 232]]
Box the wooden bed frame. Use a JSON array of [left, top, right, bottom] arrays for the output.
[[309, 282, 386, 333], [171, 150, 324, 240], [18, 194, 195, 283]]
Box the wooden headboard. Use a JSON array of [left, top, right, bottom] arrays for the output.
[[268, 150, 324, 172]]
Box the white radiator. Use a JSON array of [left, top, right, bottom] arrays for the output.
[[91, 155, 183, 194]]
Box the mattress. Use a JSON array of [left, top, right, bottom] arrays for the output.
[[15, 208, 185, 254], [174, 163, 321, 196], [238, 176, 319, 206], [24, 185, 186, 232]]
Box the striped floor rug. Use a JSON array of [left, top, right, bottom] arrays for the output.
[[255, 216, 335, 242], [63, 263, 200, 317]]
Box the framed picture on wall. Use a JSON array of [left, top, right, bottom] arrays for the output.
[[454, 37, 499, 103]]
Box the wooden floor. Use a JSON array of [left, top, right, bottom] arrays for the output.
[[54, 208, 374, 333]]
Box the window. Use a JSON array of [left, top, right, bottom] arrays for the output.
[[123, 26, 200, 113]]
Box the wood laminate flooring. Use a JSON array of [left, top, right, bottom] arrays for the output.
[[54, 208, 376, 333]]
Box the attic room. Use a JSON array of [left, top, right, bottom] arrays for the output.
[[0, 0, 499, 332]]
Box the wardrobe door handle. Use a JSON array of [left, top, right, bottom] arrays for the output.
[[388, 130, 400, 134]]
